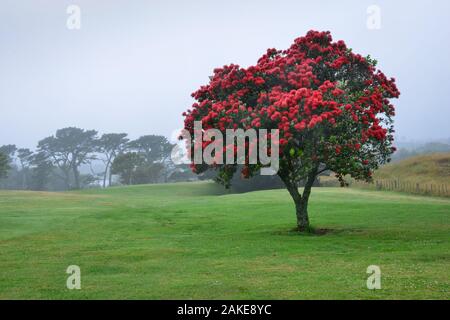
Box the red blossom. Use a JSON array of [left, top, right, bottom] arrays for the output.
[[182, 30, 400, 183]]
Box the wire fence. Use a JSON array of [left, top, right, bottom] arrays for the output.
[[351, 179, 450, 198]]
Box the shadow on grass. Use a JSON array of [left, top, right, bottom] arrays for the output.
[[271, 226, 334, 237], [271, 226, 369, 237]]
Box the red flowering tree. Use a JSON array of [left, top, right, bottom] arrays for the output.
[[182, 30, 400, 231]]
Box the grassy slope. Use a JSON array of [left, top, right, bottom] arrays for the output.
[[0, 182, 449, 299], [374, 152, 450, 185]]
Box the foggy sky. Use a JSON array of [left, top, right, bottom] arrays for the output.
[[1, 0, 449, 149]]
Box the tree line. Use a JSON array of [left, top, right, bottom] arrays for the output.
[[0, 127, 196, 191]]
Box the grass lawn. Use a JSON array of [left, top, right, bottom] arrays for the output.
[[0, 181, 449, 299]]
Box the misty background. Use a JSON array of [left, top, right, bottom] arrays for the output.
[[1, 0, 450, 149]]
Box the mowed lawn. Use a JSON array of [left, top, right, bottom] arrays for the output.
[[0, 182, 449, 299]]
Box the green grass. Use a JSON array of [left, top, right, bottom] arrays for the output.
[[0, 181, 449, 299]]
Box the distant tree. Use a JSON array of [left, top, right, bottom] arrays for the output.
[[128, 135, 173, 164], [127, 135, 175, 183], [29, 152, 54, 190], [0, 144, 17, 163], [96, 133, 129, 188], [132, 163, 166, 184], [111, 152, 144, 185], [229, 167, 285, 193], [0, 152, 10, 179], [17, 148, 33, 169], [0, 145, 16, 185], [37, 127, 98, 189], [17, 148, 33, 189], [168, 165, 197, 182], [80, 174, 100, 188]]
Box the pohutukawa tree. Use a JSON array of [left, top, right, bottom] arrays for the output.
[[182, 30, 400, 231]]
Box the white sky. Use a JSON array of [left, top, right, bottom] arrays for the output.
[[1, 0, 449, 148]]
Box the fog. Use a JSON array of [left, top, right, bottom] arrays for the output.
[[1, 0, 449, 148]]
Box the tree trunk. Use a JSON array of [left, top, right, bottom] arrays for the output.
[[22, 169, 27, 190], [298, 170, 316, 231], [102, 169, 107, 188], [103, 158, 113, 188], [279, 166, 318, 232], [63, 169, 71, 190], [286, 182, 309, 231], [73, 166, 80, 189], [108, 169, 113, 187]]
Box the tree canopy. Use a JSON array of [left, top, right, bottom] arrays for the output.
[[128, 135, 173, 164], [37, 127, 98, 189]]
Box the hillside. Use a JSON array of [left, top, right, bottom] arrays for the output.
[[375, 153, 450, 185], [321, 153, 450, 196], [0, 182, 449, 299]]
